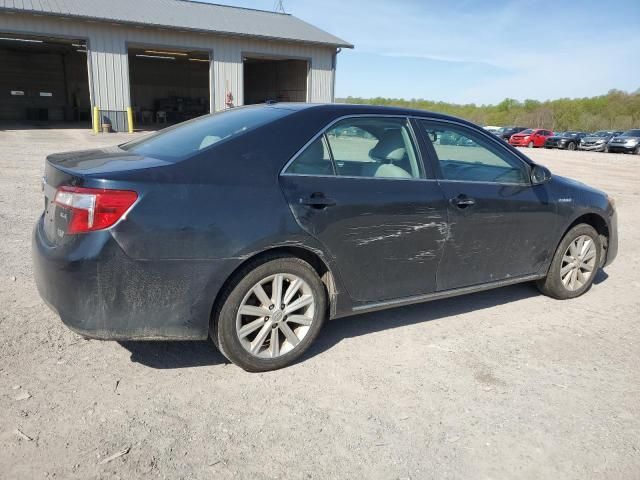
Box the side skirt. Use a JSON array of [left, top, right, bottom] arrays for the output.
[[336, 273, 544, 318]]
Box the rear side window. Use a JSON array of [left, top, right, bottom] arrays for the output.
[[286, 117, 422, 180], [284, 136, 334, 176], [120, 106, 292, 162], [326, 118, 421, 179]]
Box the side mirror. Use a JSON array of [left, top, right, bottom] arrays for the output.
[[531, 164, 552, 185]]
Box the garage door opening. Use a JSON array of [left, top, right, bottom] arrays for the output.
[[0, 34, 91, 127], [243, 57, 308, 105], [128, 46, 210, 128]]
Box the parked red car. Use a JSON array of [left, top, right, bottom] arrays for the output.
[[509, 128, 554, 148]]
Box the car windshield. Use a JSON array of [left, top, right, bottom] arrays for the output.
[[120, 106, 294, 161], [621, 129, 640, 137], [561, 132, 578, 137], [520, 129, 534, 134], [591, 131, 610, 137]]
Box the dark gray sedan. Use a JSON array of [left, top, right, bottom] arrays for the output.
[[33, 104, 618, 371]]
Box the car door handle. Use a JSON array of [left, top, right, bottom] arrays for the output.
[[299, 194, 336, 209], [451, 196, 476, 209]]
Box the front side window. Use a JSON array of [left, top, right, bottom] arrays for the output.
[[418, 120, 529, 185]]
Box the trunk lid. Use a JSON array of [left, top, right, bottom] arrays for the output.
[[41, 147, 169, 245]]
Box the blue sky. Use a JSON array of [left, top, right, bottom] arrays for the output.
[[205, 0, 640, 105]]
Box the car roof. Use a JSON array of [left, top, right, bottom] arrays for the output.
[[264, 102, 484, 129]]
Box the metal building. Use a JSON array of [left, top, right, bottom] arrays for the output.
[[0, 0, 352, 131]]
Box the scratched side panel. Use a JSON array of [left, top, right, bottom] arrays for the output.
[[280, 175, 449, 302]]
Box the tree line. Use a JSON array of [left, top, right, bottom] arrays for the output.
[[337, 89, 640, 132]]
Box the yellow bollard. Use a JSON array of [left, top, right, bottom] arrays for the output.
[[126, 107, 134, 134], [93, 106, 100, 134]]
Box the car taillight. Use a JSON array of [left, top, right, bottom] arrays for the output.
[[53, 186, 138, 234]]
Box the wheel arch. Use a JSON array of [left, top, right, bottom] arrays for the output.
[[209, 245, 338, 332], [566, 212, 609, 239], [552, 212, 610, 270]]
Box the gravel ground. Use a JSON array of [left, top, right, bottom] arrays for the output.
[[1, 127, 639, 480]]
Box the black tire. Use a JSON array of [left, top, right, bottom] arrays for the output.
[[635, 145, 640, 155], [567, 142, 576, 151], [604, 145, 609, 153], [536, 224, 601, 300], [211, 255, 327, 372], [528, 141, 534, 148]]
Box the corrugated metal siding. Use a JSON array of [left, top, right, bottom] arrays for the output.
[[0, 12, 337, 124], [0, 0, 352, 48]]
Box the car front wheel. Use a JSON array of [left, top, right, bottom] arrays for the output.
[[527, 141, 534, 148], [537, 224, 601, 300], [212, 255, 327, 371], [567, 142, 576, 151]]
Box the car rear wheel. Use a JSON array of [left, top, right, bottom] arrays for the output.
[[567, 142, 576, 151], [212, 255, 327, 372], [604, 145, 609, 153], [527, 141, 534, 148], [537, 224, 601, 300]]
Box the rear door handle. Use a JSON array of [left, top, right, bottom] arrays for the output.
[[299, 194, 336, 209], [451, 196, 476, 209]]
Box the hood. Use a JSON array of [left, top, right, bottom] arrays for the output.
[[46, 146, 173, 175]]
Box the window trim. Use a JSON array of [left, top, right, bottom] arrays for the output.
[[414, 118, 533, 187], [281, 114, 430, 182]]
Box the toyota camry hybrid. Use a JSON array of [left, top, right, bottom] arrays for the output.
[[33, 104, 618, 371]]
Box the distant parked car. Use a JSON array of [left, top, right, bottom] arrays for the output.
[[496, 126, 528, 141], [509, 129, 554, 148], [439, 131, 476, 146], [607, 129, 640, 154], [544, 131, 588, 150], [579, 131, 624, 152]]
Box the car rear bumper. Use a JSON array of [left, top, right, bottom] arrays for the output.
[[32, 216, 235, 340]]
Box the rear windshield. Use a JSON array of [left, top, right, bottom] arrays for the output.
[[120, 106, 293, 161], [520, 129, 534, 134]]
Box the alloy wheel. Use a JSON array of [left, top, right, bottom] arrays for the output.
[[235, 273, 315, 358], [560, 235, 597, 291]]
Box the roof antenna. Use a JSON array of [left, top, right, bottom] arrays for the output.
[[274, 0, 285, 13]]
